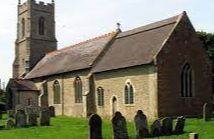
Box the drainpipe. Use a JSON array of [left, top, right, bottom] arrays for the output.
[[62, 76, 65, 116]]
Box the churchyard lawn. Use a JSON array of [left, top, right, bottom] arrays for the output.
[[0, 115, 214, 139]]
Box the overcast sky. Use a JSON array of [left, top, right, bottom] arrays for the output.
[[0, 0, 213, 84]]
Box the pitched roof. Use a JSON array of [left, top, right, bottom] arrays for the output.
[[25, 32, 117, 79], [92, 13, 184, 73], [7, 79, 38, 91]]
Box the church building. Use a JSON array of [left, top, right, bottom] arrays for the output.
[[7, 0, 212, 120]]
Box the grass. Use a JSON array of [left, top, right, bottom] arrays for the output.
[[0, 116, 214, 139]]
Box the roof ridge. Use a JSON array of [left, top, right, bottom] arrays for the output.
[[47, 31, 116, 56], [117, 13, 182, 39]]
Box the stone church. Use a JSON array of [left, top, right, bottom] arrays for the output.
[[7, 0, 212, 120]]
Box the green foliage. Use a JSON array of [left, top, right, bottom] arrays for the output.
[[197, 31, 214, 61], [0, 116, 214, 139]]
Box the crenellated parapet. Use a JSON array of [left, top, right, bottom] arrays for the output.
[[18, 0, 54, 14]]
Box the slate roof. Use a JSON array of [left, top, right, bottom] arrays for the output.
[[25, 32, 117, 79], [7, 79, 38, 91], [25, 12, 186, 79], [92, 13, 183, 73]]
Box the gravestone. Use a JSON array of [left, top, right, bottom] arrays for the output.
[[134, 110, 149, 138], [89, 114, 103, 139], [40, 108, 50, 126], [25, 106, 41, 117], [151, 119, 162, 137], [174, 116, 186, 135], [189, 133, 199, 139], [7, 110, 15, 118], [161, 117, 173, 135], [28, 112, 37, 126], [15, 110, 27, 128], [15, 104, 25, 111], [112, 112, 129, 139], [203, 103, 212, 121], [49, 106, 55, 117], [6, 119, 15, 129]]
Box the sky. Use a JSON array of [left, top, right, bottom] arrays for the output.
[[0, 0, 213, 85]]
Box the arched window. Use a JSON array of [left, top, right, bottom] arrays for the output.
[[38, 17, 45, 35], [124, 82, 134, 104], [21, 18, 25, 37], [97, 87, 104, 106], [74, 76, 82, 103], [53, 80, 61, 104], [181, 63, 193, 97]]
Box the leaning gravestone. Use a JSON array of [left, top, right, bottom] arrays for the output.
[[49, 106, 55, 117], [15, 110, 27, 128], [161, 117, 173, 135], [89, 114, 103, 139], [151, 119, 162, 137], [6, 119, 15, 129], [28, 112, 37, 126], [174, 116, 186, 135], [112, 112, 129, 139], [203, 103, 212, 121], [134, 110, 149, 138], [40, 108, 50, 126]]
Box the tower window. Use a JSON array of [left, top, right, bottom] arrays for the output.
[[74, 76, 83, 103], [97, 87, 104, 106], [39, 17, 45, 35], [25, 60, 30, 72], [181, 63, 194, 97], [21, 18, 25, 38], [53, 80, 61, 104], [124, 82, 134, 104]]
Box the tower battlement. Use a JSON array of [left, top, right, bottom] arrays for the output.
[[18, 0, 54, 14]]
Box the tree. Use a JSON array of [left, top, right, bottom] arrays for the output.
[[197, 31, 214, 95], [197, 31, 214, 61]]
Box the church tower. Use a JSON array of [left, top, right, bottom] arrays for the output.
[[13, 0, 57, 78]]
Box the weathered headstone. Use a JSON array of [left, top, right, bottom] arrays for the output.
[[189, 133, 199, 139], [15, 110, 27, 128], [89, 114, 103, 139], [25, 106, 41, 117], [174, 116, 186, 135], [112, 112, 129, 139], [151, 119, 162, 137], [49, 106, 55, 117], [28, 112, 37, 126], [134, 110, 149, 138], [15, 104, 25, 111], [7, 110, 15, 118], [161, 117, 173, 135], [40, 108, 50, 126], [6, 119, 15, 129], [203, 103, 212, 121]]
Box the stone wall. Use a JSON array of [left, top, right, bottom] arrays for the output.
[[34, 69, 91, 117], [16, 91, 39, 107], [156, 14, 212, 117], [94, 65, 158, 120]]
